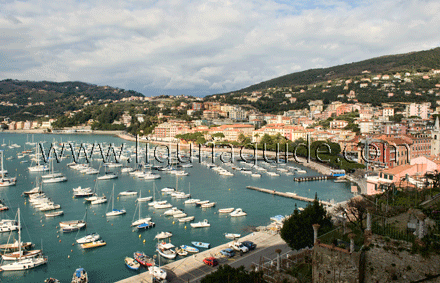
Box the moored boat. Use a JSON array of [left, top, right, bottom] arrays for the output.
[[230, 208, 247, 217], [148, 265, 167, 280], [80, 240, 106, 249], [190, 219, 210, 228], [71, 267, 88, 283], [218, 207, 234, 213], [154, 231, 172, 240], [156, 242, 177, 259], [180, 245, 199, 253], [133, 251, 155, 267], [125, 257, 140, 270], [191, 241, 210, 249], [224, 233, 241, 239], [178, 216, 195, 223]]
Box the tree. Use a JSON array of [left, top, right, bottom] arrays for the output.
[[201, 264, 266, 283], [334, 196, 373, 231], [280, 195, 333, 250]]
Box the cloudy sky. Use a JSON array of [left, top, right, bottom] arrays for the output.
[[1, 0, 440, 97]]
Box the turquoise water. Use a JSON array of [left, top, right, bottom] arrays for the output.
[[0, 133, 353, 282]]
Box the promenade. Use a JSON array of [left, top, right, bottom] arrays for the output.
[[116, 231, 289, 283]]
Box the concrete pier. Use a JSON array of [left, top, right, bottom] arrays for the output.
[[246, 186, 332, 206], [115, 231, 287, 283]]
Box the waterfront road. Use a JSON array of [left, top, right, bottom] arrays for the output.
[[116, 231, 289, 283]]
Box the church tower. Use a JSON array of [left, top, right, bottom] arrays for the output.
[[431, 116, 440, 156]]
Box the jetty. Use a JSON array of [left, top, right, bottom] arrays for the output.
[[246, 186, 332, 206], [293, 175, 336, 182]]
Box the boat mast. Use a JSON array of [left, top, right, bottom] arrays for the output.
[[18, 208, 21, 260], [1, 150, 4, 179]]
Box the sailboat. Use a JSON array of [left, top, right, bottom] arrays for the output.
[[42, 158, 67, 183], [105, 185, 126, 216], [76, 209, 100, 244], [28, 144, 49, 172], [0, 208, 47, 271], [0, 151, 16, 187], [131, 195, 152, 227], [97, 165, 118, 180]]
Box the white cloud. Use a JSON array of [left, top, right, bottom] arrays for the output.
[[1, 0, 440, 96]]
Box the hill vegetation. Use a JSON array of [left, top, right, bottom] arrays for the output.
[[235, 47, 440, 93], [0, 79, 143, 120]]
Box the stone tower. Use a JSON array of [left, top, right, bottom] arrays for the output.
[[431, 117, 440, 156]]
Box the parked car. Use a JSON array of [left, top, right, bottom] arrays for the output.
[[220, 248, 236, 257], [203, 257, 219, 267], [242, 241, 257, 250], [229, 241, 249, 253]]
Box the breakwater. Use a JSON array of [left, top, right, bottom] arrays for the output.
[[246, 186, 332, 206]]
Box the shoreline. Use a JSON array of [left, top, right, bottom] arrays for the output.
[[2, 129, 336, 176]]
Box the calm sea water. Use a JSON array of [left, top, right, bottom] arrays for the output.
[[0, 133, 353, 282]]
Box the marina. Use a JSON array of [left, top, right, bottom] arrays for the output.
[[0, 133, 353, 282]]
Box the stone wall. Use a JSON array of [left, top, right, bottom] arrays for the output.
[[312, 242, 364, 283], [364, 236, 440, 282]]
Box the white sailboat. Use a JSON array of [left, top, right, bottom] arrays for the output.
[[28, 144, 49, 172], [0, 150, 16, 187], [131, 198, 152, 227], [0, 209, 47, 270], [105, 185, 126, 216], [42, 158, 67, 183]]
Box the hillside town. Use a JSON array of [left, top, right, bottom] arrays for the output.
[[3, 70, 440, 201]]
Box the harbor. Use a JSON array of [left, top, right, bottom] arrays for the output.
[[116, 230, 287, 283], [0, 133, 353, 282]]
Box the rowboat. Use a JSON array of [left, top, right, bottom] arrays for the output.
[[59, 220, 85, 228], [180, 245, 199, 253], [175, 247, 188, 256], [191, 241, 210, 249], [125, 257, 140, 270], [224, 233, 241, 239]]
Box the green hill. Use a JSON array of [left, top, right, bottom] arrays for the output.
[[0, 79, 143, 120], [236, 47, 440, 93]]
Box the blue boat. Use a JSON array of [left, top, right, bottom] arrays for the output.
[[191, 241, 210, 249], [136, 221, 155, 229]]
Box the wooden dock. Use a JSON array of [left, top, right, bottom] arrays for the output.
[[246, 186, 332, 206]]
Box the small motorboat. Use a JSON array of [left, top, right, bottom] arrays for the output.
[[178, 216, 195, 223], [180, 245, 199, 253], [71, 267, 88, 283], [133, 251, 155, 267], [175, 247, 188, 256], [230, 208, 247, 217], [190, 219, 210, 228], [191, 241, 210, 249], [44, 210, 64, 217], [154, 231, 172, 240], [218, 207, 234, 213], [125, 257, 140, 270], [225, 233, 241, 239], [80, 240, 106, 249]]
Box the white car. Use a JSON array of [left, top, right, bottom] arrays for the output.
[[229, 241, 249, 253]]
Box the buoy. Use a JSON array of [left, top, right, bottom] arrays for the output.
[[143, 239, 146, 243], [57, 235, 59, 238], [59, 239, 61, 243], [229, 188, 231, 191], [184, 226, 187, 229], [111, 224, 113, 226], [42, 224, 44, 227], [172, 221, 175, 224], [72, 243, 75, 246], [24, 202, 26, 205], [94, 213, 96, 215], [68, 255, 70, 258], [139, 234, 141, 238], [71, 249, 73, 252]]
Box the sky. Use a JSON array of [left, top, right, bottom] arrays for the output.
[[1, 0, 440, 97]]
